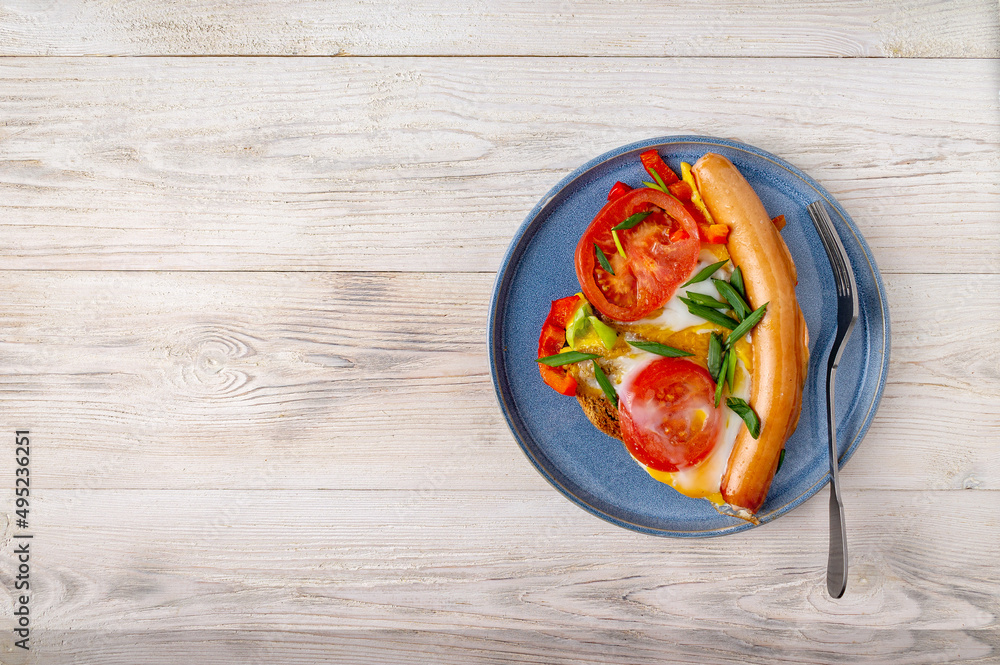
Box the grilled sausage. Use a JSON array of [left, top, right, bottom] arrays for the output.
[[692, 153, 809, 514]]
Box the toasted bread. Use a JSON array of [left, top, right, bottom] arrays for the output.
[[576, 393, 622, 441]]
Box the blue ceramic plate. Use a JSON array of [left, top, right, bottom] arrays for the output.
[[488, 136, 890, 537]]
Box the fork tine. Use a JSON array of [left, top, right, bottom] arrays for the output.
[[807, 202, 854, 298]]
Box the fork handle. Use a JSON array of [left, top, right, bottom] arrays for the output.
[[826, 365, 848, 598]]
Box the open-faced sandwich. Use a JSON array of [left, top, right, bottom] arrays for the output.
[[537, 150, 809, 520]]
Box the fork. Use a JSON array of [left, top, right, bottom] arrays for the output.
[[807, 200, 859, 599]]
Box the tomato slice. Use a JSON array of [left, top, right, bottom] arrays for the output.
[[574, 189, 700, 322], [618, 358, 723, 472], [537, 295, 583, 396]]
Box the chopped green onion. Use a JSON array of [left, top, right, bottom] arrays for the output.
[[730, 266, 746, 300], [707, 332, 723, 380], [592, 360, 618, 407], [627, 340, 693, 358], [650, 168, 669, 194], [681, 259, 729, 287], [714, 278, 752, 321], [679, 298, 740, 330], [685, 291, 731, 309], [643, 180, 666, 193], [536, 351, 599, 367], [726, 397, 762, 439], [612, 210, 652, 231], [725, 303, 768, 347], [776, 449, 786, 473], [612, 229, 626, 258], [588, 316, 619, 350], [594, 243, 615, 275], [726, 345, 737, 390], [714, 366, 725, 407]]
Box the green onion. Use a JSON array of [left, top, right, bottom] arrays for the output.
[[536, 351, 599, 367], [612, 229, 626, 258], [707, 333, 723, 380], [726, 397, 762, 439], [643, 180, 666, 193], [685, 291, 731, 309], [730, 266, 746, 300], [650, 168, 669, 194], [612, 210, 652, 231], [681, 259, 728, 287], [592, 360, 618, 407], [726, 345, 737, 390], [627, 340, 693, 358], [725, 303, 768, 347], [714, 278, 752, 321], [776, 449, 786, 473], [594, 243, 615, 276], [679, 298, 739, 330], [714, 366, 725, 407]]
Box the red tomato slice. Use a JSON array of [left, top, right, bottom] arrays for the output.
[[618, 358, 724, 472], [574, 189, 700, 322], [669, 227, 690, 243]]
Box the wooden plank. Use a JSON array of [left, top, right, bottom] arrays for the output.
[[0, 489, 996, 664], [11, 627, 999, 665], [0, 57, 997, 274], [0, 271, 996, 491], [0, 0, 996, 57]]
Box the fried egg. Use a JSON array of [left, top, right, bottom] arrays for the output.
[[570, 248, 754, 503]]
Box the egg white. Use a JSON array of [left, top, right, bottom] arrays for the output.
[[579, 248, 753, 502], [632, 249, 733, 331]]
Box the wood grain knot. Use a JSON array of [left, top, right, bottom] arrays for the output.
[[171, 326, 256, 398]]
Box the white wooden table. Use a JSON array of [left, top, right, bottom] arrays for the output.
[[1, 2, 998, 663]]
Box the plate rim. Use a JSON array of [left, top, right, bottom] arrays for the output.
[[488, 135, 891, 537]]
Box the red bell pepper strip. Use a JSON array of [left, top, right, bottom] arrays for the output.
[[683, 201, 710, 227], [537, 295, 584, 395], [539, 364, 576, 395], [667, 180, 693, 200], [544, 295, 580, 331], [704, 224, 730, 244], [640, 149, 680, 186], [607, 181, 633, 202]]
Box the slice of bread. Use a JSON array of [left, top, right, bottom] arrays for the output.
[[576, 392, 622, 441]]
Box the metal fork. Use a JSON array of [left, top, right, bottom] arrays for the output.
[[807, 201, 858, 599]]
